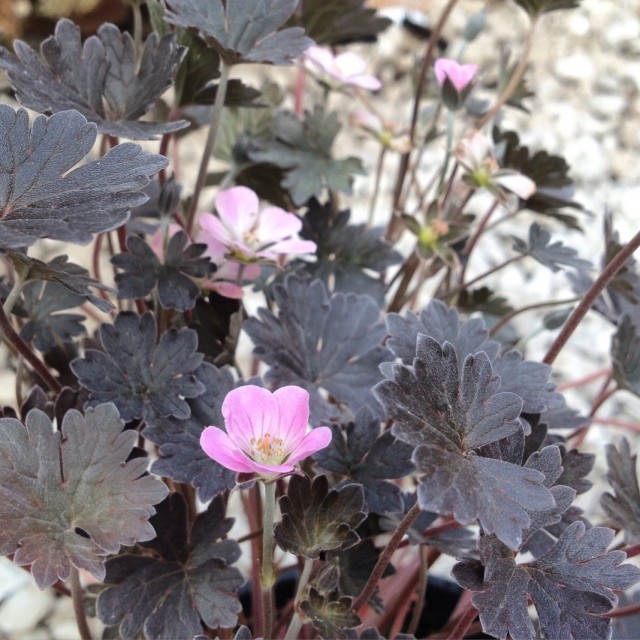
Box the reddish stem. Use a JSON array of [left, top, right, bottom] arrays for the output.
[[543, 227, 640, 365], [446, 603, 479, 640]]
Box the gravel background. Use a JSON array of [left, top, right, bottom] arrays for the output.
[[1, 0, 640, 637]]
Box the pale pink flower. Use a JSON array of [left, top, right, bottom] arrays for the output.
[[434, 58, 478, 92], [200, 385, 332, 478], [350, 108, 412, 153], [455, 131, 536, 200], [304, 46, 382, 91], [197, 186, 316, 265]]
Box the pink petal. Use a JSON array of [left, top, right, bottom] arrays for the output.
[[495, 172, 537, 199], [222, 385, 279, 444], [434, 58, 477, 91], [215, 186, 259, 235], [286, 426, 333, 463], [350, 108, 383, 133], [272, 386, 310, 445], [335, 51, 367, 76], [198, 213, 232, 260], [256, 207, 302, 244], [200, 426, 256, 473], [256, 238, 317, 259], [304, 46, 334, 73], [202, 280, 245, 299]]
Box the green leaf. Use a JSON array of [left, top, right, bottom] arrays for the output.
[[0, 403, 168, 589], [275, 475, 366, 558], [247, 107, 365, 205]]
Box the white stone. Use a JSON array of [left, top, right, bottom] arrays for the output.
[[0, 582, 54, 634], [554, 52, 596, 83], [564, 136, 611, 183], [591, 94, 627, 120], [0, 558, 30, 603]]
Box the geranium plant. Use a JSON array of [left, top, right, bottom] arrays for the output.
[[1, 0, 640, 639]]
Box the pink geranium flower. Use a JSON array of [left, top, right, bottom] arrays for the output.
[[200, 385, 332, 479], [197, 186, 316, 265], [455, 131, 536, 199], [304, 46, 382, 91], [434, 58, 478, 91]]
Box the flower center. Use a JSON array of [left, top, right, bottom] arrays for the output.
[[249, 433, 286, 465]]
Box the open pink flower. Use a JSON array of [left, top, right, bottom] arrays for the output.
[[304, 46, 382, 91], [434, 58, 478, 91], [197, 186, 316, 265], [455, 131, 536, 199], [200, 385, 332, 479]]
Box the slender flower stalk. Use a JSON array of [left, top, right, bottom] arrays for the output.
[[186, 61, 231, 236], [261, 480, 277, 639]]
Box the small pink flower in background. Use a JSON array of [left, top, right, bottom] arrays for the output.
[[200, 385, 332, 479], [434, 58, 478, 91], [304, 46, 382, 91], [455, 131, 536, 199], [197, 186, 316, 265]]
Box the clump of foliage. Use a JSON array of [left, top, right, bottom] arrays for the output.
[[1, 0, 640, 639]]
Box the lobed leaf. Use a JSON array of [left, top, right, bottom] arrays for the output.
[[164, 0, 312, 66], [19, 282, 86, 352], [0, 107, 167, 249], [275, 475, 366, 558], [0, 19, 187, 139], [512, 222, 591, 272], [375, 336, 555, 549], [5, 251, 114, 313], [0, 403, 167, 588], [601, 437, 640, 543], [248, 107, 365, 205], [71, 312, 205, 421], [97, 493, 243, 639], [454, 525, 640, 640], [286, 0, 391, 45], [314, 406, 414, 513], [112, 232, 213, 310], [292, 199, 402, 305], [612, 314, 640, 397], [243, 276, 392, 423], [143, 363, 237, 501], [300, 587, 361, 640]]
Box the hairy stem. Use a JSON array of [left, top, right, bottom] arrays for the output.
[[186, 61, 231, 236], [368, 146, 387, 227], [543, 227, 640, 365], [351, 501, 422, 613], [70, 567, 93, 640], [261, 480, 277, 639]]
